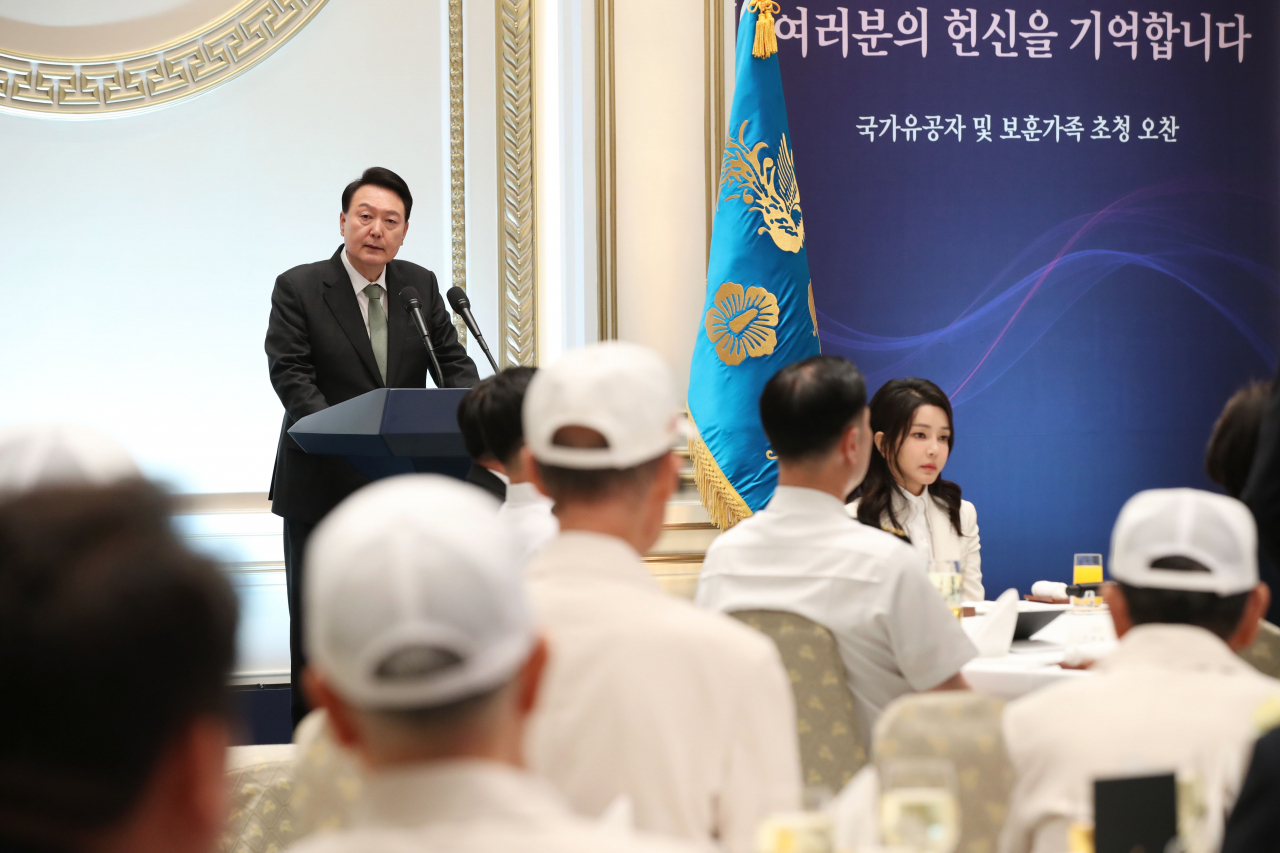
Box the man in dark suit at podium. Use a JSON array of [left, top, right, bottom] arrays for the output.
[[265, 167, 479, 725]]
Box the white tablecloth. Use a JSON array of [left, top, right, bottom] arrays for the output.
[[959, 606, 1116, 700]]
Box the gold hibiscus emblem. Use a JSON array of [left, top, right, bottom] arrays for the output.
[[705, 281, 779, 366], [720, 120, 804, 253]]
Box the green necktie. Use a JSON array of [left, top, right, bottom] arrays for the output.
[[364, 284, 388, 384]]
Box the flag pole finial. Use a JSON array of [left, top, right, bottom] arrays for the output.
[[748, 1, 780, 59]]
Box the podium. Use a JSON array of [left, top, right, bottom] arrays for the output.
[[288, 388, 471, 482]]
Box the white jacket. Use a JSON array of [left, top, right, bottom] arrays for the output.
[[848, 487, 984, 602]]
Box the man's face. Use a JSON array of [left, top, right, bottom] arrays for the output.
[[340, 185, 408, 274]]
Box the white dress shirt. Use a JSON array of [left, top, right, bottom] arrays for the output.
[[286, 759, 702, 853], [848, 488, 984, 601], [525, 531, 802, 853], [999, 624, 1280, 853], [499, 481, 558, 563], [339, 248, 388, 334], [697, 486, 978, 742]]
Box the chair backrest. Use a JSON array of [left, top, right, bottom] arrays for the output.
[[730, 609, 867, 789], [221, 745, 299, 853], [872, 692, 1013, 853], [1240, 620, 1280, 680], [290, 709, 364, 838]]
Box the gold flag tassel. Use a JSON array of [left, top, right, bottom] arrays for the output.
[[749, 0, 780, 59], [687, 421, 754, 530]]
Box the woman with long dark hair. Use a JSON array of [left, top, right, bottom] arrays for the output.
[[848, 377, 984, 601]]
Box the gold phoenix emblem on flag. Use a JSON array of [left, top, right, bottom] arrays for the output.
[[720, 120, 805, 253], [705, 282, 780, 366]]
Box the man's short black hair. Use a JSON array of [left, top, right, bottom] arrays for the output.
[[458, 377, 496, 462], [1118, 556, 1251, 641], [342, 167, 413, 221], [1206, 380, 1271, 498], [533, 426, 667, 503], [0, 481, 238, 849], [478, 367, 538, 468], [759, 355, 868, 462]]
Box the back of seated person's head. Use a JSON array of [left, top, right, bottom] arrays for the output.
[[457, 377, 499, 467], [1205, 380, 1271, 498], [759, 356, 872, 500], [0, 424, 140, 496], [302, 476, 545, 767], [478, 366, 538, 474], [0, 481, 237, 853], [1105, 488, 1270, 651], [521, 343, 683, 527]]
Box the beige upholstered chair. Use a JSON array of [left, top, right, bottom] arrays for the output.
[[220, 711, 364, 853], [290, 710, 364, 837], [873, 692, 1014, 853], [221, 744, 299, 853], [730, 609, 867, 789], [1240, 620, 1280, 679]]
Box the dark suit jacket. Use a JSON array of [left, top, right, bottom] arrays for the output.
[[1242, 361, 1280, 623], [466, 463, 507, 501], [266, 246, 479, 523], [1222, 725, 1280, 853]]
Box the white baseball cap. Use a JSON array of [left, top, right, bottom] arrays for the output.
[[0, 424, 140, 494], [1110, 488, 1258, 596], [524, 341, 685, 470], [304, 475, 535, 710]]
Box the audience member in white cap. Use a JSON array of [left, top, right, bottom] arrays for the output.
[[520, 342, 801, 853], [697, 356, 976, 744], [0, 423, 139, 493], [292, 475, 699, 853], [999, 488, 1280, 853], [478, 366, 558, 562]]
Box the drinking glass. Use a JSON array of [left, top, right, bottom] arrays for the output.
[[879, 758, 961, 853], [1072, 553, 1104, 611], [927, 559, 963, 620]]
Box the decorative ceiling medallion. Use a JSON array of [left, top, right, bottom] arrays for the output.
[[0, 0, 329, 118]]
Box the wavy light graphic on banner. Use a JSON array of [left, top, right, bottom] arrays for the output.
[[818, 185, 1280, 405]]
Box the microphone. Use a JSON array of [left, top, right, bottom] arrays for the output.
[[399, 286, 446, 388], [447, 286, 499, 373]]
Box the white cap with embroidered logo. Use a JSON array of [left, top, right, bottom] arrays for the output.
[[304, 474, 534, 709], [523, 341, 686, 470], [1110, 488, 1258, 596]]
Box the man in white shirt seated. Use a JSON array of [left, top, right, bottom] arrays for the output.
[[520, 342, 802, 853], [999, 488, 1280, 853], [293, 474, 700, 853], [696, 355, 976, 742], [479, 366, 558, 562]]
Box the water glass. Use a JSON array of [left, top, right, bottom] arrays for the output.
[[879, 758, 961, 853], [927, 559, 963, 619]]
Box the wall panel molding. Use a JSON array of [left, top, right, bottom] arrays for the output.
[[0, 0, 329, 118], [496, 0, 537, 366], [704, 0, 727, 257], [594, 0, 618, 341], [448, 0, 468, 344]]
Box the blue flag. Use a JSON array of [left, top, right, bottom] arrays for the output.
[[688, 1, 820, 528]]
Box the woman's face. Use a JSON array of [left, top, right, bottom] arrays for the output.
[[890, 404, 951, 494]]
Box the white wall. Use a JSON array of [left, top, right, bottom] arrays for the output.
[[612, 0, 716, 404], [0, 0, 466, 495]]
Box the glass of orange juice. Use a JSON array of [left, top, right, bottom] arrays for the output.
[[1072, 553, 1104, 610]]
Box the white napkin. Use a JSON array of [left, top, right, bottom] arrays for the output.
[[972, 588, 1020, 657], [1031, 580, 1068, 600]]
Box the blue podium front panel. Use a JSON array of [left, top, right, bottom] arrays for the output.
[[288, 388, 471, 482]]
